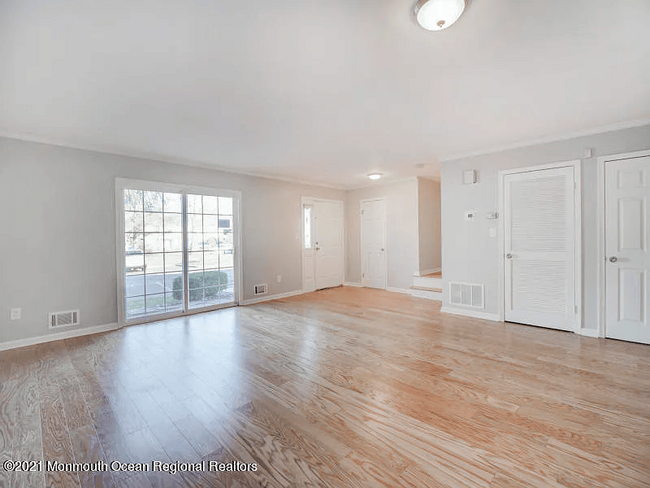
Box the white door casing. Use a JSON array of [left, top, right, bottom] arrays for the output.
[[361, 199, 387, 289], [503, 165, 578, 331], [605, 155, 650, 344]]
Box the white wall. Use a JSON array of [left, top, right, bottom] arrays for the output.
[[0, 137, 345, 344], [346, 179, 419, 291], [417, 177, 441, 274], [440, 124, 650, 328]]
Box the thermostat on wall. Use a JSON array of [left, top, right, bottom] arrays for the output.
[[463, 170, 478, 185]]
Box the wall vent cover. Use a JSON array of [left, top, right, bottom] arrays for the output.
[[449, 283, 484, 309], [254, 284, 268, 296], [49, 310, 80, 329]]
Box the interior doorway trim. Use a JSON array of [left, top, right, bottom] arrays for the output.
[[301, 196, 345, 293], [497, 159, 582, 332], [360, 198, 388, 289], [596, 149, 650, 339]]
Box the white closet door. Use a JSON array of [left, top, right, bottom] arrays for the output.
[[605, 156, 650, 344], [504, 166, 576, 330], [314, 200, 344, 290], [361, 199, 387, 288]]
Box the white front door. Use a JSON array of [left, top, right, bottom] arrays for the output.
[[313, 200, 344, 290], [504, 166, 577, 331], [361, 199, 387, 288], [302, 204, 316, 292], [605, 155, 650, 344]]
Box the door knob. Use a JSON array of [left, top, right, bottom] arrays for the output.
[[381, 248, 385, 251], [506, 253, 513, 259], [609, 256, 618, 263], [315, 247, 321, 251]]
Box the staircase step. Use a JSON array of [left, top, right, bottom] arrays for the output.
[[410, 285, 442, 293]]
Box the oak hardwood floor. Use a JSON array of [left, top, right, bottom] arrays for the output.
[[1, 287, 649, 487]]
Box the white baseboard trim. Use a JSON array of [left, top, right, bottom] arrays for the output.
[[411, 289, 443, 301], [343, 282, 363, 287], [241, 290, 305, 306], [0, 322, 119, 352], [414, 268, 441, 277], [386, 287, 413, 295], [578, 328, 601, 338], [440, 307, 502, 322]]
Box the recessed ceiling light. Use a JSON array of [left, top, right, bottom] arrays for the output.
[[367, 173, 383, 180], [414, 0, 466, 31]]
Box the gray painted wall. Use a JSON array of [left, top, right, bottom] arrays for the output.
[[440, 124, 650, 329], [0, 138, 345, 344], [346, 179, 419, 290], [417, 177, 441, 274]]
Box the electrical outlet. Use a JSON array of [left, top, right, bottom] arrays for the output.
[[276, 275, 282, 283], [10, 308, 21, 320]]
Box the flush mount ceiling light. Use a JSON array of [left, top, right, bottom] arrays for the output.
[[414, 0, 466, 31], [367, 173, 383, 180]]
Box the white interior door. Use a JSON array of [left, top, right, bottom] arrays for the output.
[[504, 166, 577, 330], [314, 200, 344, 290], [605, 156, 650, 344], [361, 199, 387, 288]]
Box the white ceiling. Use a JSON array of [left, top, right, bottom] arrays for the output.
[[1, 0, 649, 188]]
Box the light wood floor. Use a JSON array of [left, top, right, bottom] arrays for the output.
[[1, 287, 649, 487]]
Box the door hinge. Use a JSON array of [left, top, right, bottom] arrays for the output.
[[574, 305, 578, 314], [362, 273, 365, 278], [361, 210, 364, 215]]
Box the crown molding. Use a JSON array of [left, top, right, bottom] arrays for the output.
[[439, 118, 650, 163], [0, 130, 350, 191]]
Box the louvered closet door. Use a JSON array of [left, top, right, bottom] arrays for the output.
[[504, 166, 576, 330]]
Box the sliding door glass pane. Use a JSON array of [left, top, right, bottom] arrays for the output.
[[124, 189, 184, 320], [187, 194, 235, 309], [124, 188, 236, 321]]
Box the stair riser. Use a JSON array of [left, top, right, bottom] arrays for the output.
[[413, 276, 442, 289]]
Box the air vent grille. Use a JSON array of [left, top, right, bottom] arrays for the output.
[[449, 283, 484, 309], [49, 310, 80, 329], [254, 284, 268, 296]]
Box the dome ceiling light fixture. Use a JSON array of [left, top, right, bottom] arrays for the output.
[[367, 173, 383, 180], [414, 0, 466, 31]]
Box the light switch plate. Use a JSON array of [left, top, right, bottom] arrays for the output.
[[10, 308, 21, 320]]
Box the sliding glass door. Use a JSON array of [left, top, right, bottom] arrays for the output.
[[186, 194, 236, 310], [117, 180, 240, 325]]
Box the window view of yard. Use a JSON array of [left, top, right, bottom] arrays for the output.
[[124, 189, 235, 320]]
